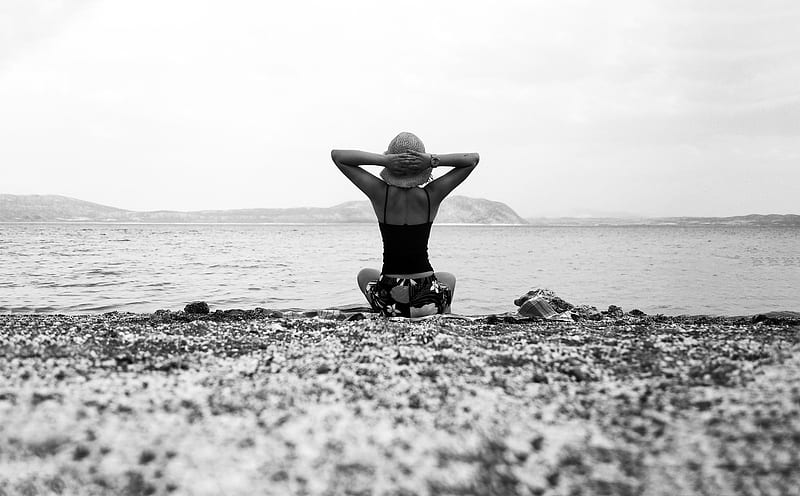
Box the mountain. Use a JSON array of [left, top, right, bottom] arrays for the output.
[[0, 195, 129, 221], [0, 194, 528, 224], [525, 214, 800, 227], [651, 214, 800, 226]]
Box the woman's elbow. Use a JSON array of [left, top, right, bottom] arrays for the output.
[[471, 153, 480, 167]]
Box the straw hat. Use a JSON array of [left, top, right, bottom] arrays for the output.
[[380, 132, 433, 188]]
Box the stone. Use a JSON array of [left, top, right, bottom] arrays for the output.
[[485, 314, 500, 324], [223, 309, 247, 319], [629, 309, 646, 317], [752, 311, 800, 325], [72, 445, 91, 461], [573, 305, 602, 320], [138, 450, 156, 465], [184, 302, 209, 315], [607, 305, 624, 318]]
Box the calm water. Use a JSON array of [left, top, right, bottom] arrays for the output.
[[1, 223, 798, 315]]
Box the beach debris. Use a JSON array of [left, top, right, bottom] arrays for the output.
[[518, 297, 558, 319], [515, 288, 574, 320], [184, 301, 210, 314], [514, 288, 574, 313], [572, 305, 602, 320]]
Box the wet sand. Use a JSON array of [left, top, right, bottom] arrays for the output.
[[1, 310, 799, 495]]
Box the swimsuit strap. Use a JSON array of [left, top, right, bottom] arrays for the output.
[[383, 183, 389, 224], [424, 187, 431, 223]]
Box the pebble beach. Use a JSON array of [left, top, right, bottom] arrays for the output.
[[1, 308, 799, 496]]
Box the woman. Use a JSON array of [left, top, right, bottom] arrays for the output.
[[331, 132, 479, 317]]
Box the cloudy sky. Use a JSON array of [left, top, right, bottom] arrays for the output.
[[1, 0, 798, 217]]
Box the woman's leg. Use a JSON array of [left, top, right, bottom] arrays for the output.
[[434, 272, 456, 313], [435, 272, 456, 296], [357, 268, 380, 301]]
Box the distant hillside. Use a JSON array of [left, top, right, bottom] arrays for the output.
[[0, 195, 129, 221], [525, 214, 800, 227], [654, 214, 800, 226], [0, 194, 528, 224]]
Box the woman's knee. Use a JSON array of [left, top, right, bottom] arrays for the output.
[[435, 271, 456, 294], [357, 268, 380, 293]]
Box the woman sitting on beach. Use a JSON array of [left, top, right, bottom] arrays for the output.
[[331, 132, 479, 317]]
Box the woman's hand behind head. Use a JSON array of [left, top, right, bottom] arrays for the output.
[[386, 153, 427, 176], [402, 150, 430, 171]]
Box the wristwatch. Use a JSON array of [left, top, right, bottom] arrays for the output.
[[430, 154, 440, 167]]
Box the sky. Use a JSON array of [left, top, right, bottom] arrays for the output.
[[1, 0, 798, 217]]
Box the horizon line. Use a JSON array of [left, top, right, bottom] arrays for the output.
[[1, 193, 797, 219]]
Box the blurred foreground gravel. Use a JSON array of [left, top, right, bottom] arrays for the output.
[[1, 311, 799, 496]]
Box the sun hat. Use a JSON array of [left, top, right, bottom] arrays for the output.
[[380, 132, 433, 188]]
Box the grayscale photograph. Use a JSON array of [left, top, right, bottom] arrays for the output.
[[1, 0, 799, 494]]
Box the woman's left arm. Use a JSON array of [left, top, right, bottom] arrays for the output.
[[331, 149, 414, 200], [331, 150, 389, 168], [330, 150, 387, 200]]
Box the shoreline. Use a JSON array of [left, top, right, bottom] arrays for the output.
[[3, 305, 800, 321], [4, 306, 797, 324], [1, 310, 798, 494]]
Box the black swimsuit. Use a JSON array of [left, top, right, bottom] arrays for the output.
[[366, 185, 452, 317], [378, 185, 434, 274]]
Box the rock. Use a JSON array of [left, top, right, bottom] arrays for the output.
[[573, 305, 602, 320], [629, 309, 646, 317], [72, 444, 91, 461], [152, 358, 189, 372], [223, 309, 247, 319], [184, 302, 209, 315], [606, 305, 624, 318], [138, 450, 156, 465], [345, 313, 366, 322], [752, 311, 800, 325], [485, 314, 500, 324]]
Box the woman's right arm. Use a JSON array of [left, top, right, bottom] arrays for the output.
[[423, 152, 480, 204], [435, 153, 481, 169]]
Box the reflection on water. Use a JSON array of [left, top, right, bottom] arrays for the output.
[[1, 223, 798, 315]]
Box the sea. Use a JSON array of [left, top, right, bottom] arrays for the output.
[[1, 223, 798, 316]]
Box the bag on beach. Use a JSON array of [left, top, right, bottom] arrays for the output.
[[517, 296, 558, 319]]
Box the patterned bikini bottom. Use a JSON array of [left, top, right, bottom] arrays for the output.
[[366, 274, 452, 318]]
